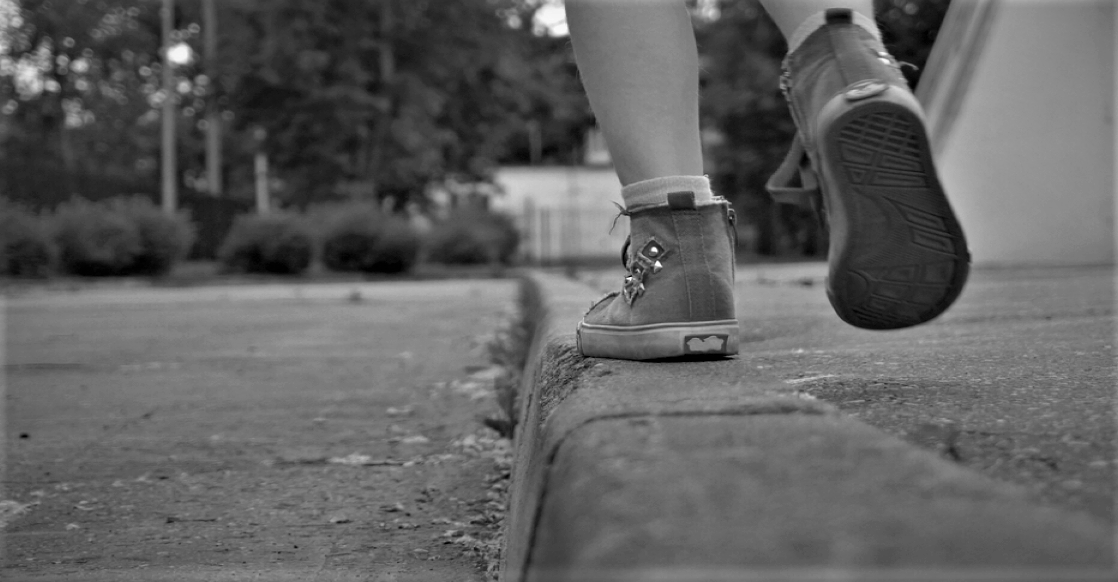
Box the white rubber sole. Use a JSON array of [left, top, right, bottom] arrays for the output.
[[577, 320, 739, 361]]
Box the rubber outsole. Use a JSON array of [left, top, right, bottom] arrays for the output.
[[816, 94, 970, 330], [577, 320, 739, 361]]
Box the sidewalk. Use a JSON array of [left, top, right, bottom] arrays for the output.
[[502, 264, 1116, 581]]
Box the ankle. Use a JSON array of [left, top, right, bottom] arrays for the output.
[[621, 175, 716, 210]]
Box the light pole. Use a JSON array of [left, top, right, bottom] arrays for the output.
[[160, 0, 176, 214], [202, 0, 222, 197]]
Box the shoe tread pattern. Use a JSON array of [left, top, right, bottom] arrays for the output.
[[827, 108, 969, 330]]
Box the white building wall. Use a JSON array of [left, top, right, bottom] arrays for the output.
[[493, 166, 627, 263], [919, 0, 1116, 267]]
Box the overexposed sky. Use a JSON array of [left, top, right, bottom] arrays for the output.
[[534, 1, 569, 37], [0, 0, 19, 54]]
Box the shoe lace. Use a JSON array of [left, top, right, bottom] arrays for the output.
[[608, 201, 630, 235]]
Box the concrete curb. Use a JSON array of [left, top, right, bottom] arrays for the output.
[[501, 272, 1115, 582]]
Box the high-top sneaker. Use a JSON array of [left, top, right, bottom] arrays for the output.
[[767, 8, 970, 330], [577, 192, 738, 360]]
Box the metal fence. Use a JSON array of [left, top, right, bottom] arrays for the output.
[[517, 200, 630, 265]]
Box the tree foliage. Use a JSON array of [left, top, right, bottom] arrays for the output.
[[694, 0, 796, 254], [1, 0, 592, 209], [876, 0, 952, 89], [694, 0, 950, 255], [219, 0, 591, 206], [2, 0, 948, 259], [0, 0, 170, 206]]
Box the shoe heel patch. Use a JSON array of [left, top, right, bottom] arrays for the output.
[[683, 334, 730, 354], [825, 8, 853, 23], [667, 191, 697, 210]]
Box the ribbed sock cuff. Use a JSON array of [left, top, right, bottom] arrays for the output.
[[787, 10, 881, 54], [621, 175, 715, 210]]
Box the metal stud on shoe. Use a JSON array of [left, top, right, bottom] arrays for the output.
[[621, 237, 671, 306], [622, 276, 645, 305]]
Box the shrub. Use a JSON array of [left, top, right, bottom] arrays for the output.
[[49, 196, 195, 277], [366, 219, 421, 273], [218, 213, 314, 275], [105, 197, 195, 275], [319, 203, 420, 274], [52, 197, 144, 276], [0, 200, 57, 277], [425, 208, 520, 266]]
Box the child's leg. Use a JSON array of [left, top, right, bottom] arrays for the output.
[[568, 0, 737, 361], [565, 0, 703, 186]]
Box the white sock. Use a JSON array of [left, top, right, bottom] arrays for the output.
[[787, 10, 882, 55], [621, 175, 715, 210]]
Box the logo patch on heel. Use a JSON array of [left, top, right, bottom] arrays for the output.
[[844, 79, 888, 101], [684, 334, 729, 354]]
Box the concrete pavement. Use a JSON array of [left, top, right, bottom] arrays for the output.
[[502, 264, 1116, 581]]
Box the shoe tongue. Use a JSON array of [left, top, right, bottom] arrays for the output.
[[667, 191, 697, 210]]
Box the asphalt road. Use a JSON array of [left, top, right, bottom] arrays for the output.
[[2, 279, 517, 581]]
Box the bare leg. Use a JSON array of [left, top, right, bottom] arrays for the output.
[[565, 0, 702, 186], [758, 0, 876, 41], [568, 1, 735, 360]]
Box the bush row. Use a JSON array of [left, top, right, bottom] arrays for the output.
[[218, 203, 519, 275], [1, 196, 520, 278], [1, 197, 194, 278]]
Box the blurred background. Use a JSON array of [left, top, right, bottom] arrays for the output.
[[0, 0, 951, 279]]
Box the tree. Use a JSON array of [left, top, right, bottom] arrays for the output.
[[693, 0, 952, 256], [0, 0, 174, 207], [216, 0, 592, 207], [694, 0, 802, 255], [876, 0, 952, 89], [1, 0, 592, 211]]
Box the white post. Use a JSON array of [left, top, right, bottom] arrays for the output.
[[254, 127, 270, 214], [254, 154, 270, 214], [525, 198, 540, 264]]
